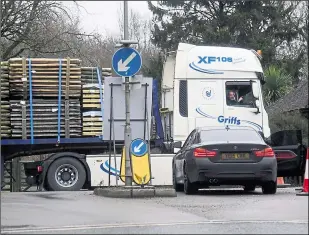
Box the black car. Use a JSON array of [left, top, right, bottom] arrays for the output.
[[172, 126, 277, 195]]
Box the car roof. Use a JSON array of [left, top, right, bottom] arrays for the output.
[[195, 126, 265, 144]]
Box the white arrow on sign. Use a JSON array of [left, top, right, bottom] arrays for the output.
[[118, 52, 137, 72], [133, 142, 144, 153]]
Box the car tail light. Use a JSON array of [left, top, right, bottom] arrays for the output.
[[194, 148, 217, 157], [254, 147, 275, 157], [275, 151, 296, 159], [37, 165, 43, 173]]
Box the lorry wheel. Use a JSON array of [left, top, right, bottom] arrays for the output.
[[46, 157, 86, 191]]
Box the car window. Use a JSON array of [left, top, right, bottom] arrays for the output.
[[191, 132, 200, 145], [225, 81, 255, 108], [182, 130, 196, 149], [187, 132, 197, 146], [200, 129, 264, 143]]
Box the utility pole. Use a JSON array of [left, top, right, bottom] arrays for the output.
[[123, 0, 132, 186]]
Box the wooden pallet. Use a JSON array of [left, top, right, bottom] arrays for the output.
[[1, 100, 11, 138], [81, 67, 99, 84], [81, 67, 105, 137], [1, 61, 9, 99], [82, 111, 103, 137], [81, 67, 112, 84], [102, 68, 112, 77], [10, 99, 82, 138], [8, 58, 81, 98], [82, 83, 103, 107]]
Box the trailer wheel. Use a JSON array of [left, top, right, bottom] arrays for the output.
[[46, 157, 86, 191]]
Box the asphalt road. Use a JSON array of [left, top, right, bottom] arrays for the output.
[[1, 187, 308, 234]]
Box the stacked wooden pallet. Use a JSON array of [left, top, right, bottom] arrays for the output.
[[1, 61, 11, 138], [8, 57, 82, 139], [82, 84, 102, 109], [10, 99, 82, 138], [102, 68, 112, 78], [81, 67, 107, 136], [82, 111, 103, 136], [1, 61, 9, 98], [1, 100, 11, 138], [81, 67, 112, 84], [81, 67, 99, 85], [8, 58, 82, 98]]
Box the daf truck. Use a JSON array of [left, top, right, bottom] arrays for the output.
[[2, 43, 306, 191]]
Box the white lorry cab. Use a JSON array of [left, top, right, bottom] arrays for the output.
[[160, 43, 270, 152]]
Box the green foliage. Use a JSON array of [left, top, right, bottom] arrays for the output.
[[269, 111, 308, 146], [148, 1, 305, 67], [263, 65, 293, 106], [141, 53, 164, 79]]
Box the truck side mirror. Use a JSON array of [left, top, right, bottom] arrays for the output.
[[252, 82, 260, 99], [173, 141, 182, 149]]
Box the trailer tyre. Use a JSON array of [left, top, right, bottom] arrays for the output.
[[46, 157, 86, 191]]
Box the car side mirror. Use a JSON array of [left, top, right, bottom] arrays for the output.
[[252, 82, 260, 99], [173, 141, 182, 149]]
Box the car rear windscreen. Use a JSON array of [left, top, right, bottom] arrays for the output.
[[200, 129, 264, 143]]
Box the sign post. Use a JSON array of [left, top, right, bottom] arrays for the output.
[[112, 47, 142, 186], [112, 3, 142, 186]]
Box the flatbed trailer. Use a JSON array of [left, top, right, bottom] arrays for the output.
[[0, 76, 166, 192], [0, 137, 170, 192]]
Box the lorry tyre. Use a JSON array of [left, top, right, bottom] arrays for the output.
[[262, 181, 277, 194], [46, 157, 86, 191]]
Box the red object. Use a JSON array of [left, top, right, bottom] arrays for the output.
[[275, 151, 296, 159], [302, 148, 309, 193], [254, 147, 275, 157], [37, 165, 43, 173], [194, 148, 217, 157]]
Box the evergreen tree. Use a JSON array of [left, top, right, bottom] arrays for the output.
[[149, 1, 305, 68]]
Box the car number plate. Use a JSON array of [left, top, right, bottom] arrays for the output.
[[221, 153, 250, 160]]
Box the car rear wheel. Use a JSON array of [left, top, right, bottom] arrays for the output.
[[262, 181, 277, 194], [244, 184, 256, 192], [173, 167, 184, 192], [183, 164, 198, 195]]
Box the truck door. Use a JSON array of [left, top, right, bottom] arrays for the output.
[[223, 80, 263, 133], [187, 79, 224, 129]]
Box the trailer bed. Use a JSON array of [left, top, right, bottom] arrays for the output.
[[1, 136, 129, 162]]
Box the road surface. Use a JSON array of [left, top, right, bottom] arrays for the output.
[[1, 187, 308, 234]]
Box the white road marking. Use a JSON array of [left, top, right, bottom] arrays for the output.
[[2, 220, 308, 233]]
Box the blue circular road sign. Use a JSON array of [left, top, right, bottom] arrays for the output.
[[130, 138, 148, 157], [112, 47, 142, 77]]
